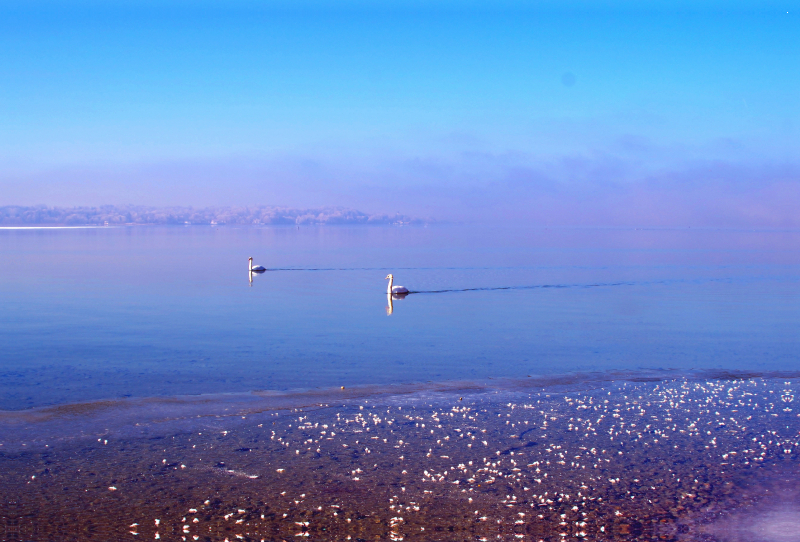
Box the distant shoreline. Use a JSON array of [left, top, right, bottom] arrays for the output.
[[0, 204, 429, 227], [0, 223, 423, 229]]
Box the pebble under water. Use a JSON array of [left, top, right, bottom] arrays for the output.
[[3, 376, 800, 542]]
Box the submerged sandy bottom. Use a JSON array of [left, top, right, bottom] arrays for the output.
[[2, 376, 800, 541]]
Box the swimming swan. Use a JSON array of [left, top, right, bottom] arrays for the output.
[[386, 274, 409, 295], [249, 257, 266, 273]]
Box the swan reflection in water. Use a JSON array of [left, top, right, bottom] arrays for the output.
[[248, 257, 266, 286], [386, 291, 409, 315], [385, 274, 410, 315]]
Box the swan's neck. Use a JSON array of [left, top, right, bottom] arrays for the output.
[[387, 276, 393, 294], [249, 259, 253, 271]]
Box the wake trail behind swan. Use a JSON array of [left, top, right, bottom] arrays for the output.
[[406, 277, 734, 295]]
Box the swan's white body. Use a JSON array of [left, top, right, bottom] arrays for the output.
[[249, 257, 266, 272], [386, 274, 409, 295]]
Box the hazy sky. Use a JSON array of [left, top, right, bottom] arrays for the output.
[[1, 0, 798, 225]]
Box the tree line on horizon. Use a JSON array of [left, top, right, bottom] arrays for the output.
[[0, 205, 426, 226]]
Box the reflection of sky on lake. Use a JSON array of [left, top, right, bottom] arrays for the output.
[[1, 225, 800, 409]]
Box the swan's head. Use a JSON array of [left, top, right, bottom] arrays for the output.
[[386, 274, 393, 280], [249, 257, 253, 261]]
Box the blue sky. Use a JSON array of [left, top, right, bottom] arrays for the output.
[[1, 1, 798, 225]]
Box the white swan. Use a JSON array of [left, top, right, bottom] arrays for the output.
[[249, 257, 266, 273], [386, 274, 409, 295]]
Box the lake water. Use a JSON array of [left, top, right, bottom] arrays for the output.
[[3, 225, 800, 542], [1, 224, 800, 410]]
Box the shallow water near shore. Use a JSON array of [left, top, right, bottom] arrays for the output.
[[3, 374, 800, 541]]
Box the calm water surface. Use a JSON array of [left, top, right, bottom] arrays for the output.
[[1, 224, 799, 410]]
